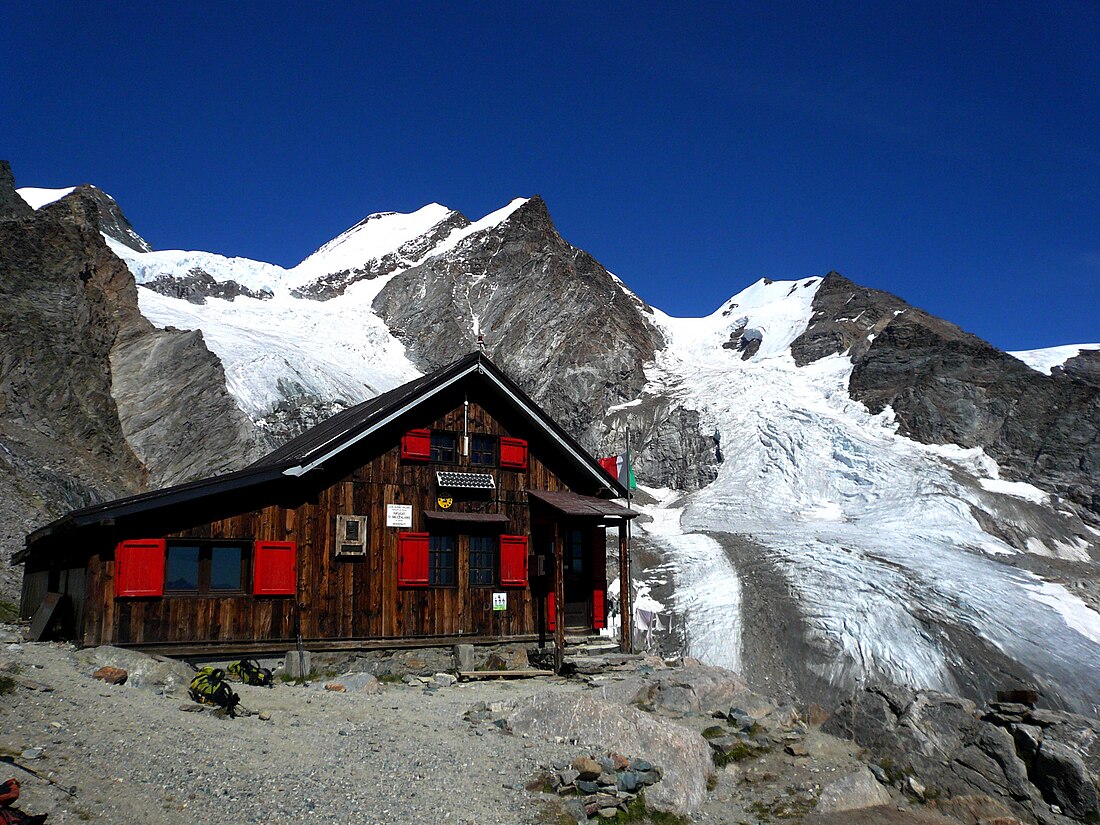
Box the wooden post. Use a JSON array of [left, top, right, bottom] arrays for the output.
[[553, 520, 565, 674], [618, 523, 632, 653]]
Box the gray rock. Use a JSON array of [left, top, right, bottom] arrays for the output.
[[1032, 739, 1100, 820], [77, 646, 193, 693], [284, 650, 312, 680], [817, 768, 893, 812], [453, 644, 474, 672], [509, 692, 712, 817]]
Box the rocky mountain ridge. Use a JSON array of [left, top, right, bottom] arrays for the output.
[[3, 161, 1099, 725]]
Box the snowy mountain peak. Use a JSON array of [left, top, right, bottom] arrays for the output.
[[293, 202, 463, 277]]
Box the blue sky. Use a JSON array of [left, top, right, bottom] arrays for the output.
[[5, 2, 1098, 349]]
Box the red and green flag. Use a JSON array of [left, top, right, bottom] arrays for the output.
[[599, 451, 637, 491]]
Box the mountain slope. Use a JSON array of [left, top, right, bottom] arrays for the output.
[[5, 161, 1100, 719]]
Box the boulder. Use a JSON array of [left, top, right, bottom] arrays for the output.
[[816, 768, 893, 812], [509, 692, 712, 817], [1032, 740, 1100, 821], [453, 644, 475, 672], [593, 662, 752, 716], [76, 646, 192, 693]]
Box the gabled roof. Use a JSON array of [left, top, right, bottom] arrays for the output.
[[20, 352, 625, 561]]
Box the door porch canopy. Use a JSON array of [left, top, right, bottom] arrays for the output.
[[525, 489, 638, 667], [524, 489, 638, 524]]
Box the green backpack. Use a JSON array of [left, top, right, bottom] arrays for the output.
[[228, 658, 274, 687], [189, 667, 241, 716]]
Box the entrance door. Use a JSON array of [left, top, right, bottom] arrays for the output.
[[562, 528, 590, 628]]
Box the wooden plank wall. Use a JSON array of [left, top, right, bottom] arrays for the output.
[[82, 401, 580, 647]]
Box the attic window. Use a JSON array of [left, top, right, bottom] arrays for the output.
[[431, 432, 457, 463], [336, 515, 368, 557]]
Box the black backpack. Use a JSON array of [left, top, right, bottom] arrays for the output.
[[228, 659, 274, 687], [189, 667, 241, 716]]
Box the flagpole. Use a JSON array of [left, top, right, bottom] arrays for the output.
[[625, 425, 632, 652]]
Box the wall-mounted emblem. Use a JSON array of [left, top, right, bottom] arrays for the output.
[[437, 496, 453, 510]]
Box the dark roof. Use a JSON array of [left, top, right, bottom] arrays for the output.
[[526, 489, 638, 520], [20, 352, 626, 561]]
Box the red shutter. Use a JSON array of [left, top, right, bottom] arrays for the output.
[[254, 541, 297, 596], [397, 532, 429, 587], [592, 590, 606, 629], [499, 535, 528, 587], [115, 539, 165, 597], [591, 527, 607, 629], [547, 591, 556, 631], [401, 429, 431, 461], [500, 437, 528, 470]]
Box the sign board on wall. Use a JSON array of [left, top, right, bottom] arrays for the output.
[[386, 504, 412, 528], [492, 592, 507, 612]]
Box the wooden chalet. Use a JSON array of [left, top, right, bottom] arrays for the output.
[[17, 352, 637, 664]]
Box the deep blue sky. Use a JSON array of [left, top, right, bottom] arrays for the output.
[[5, 3, 1098, 349]]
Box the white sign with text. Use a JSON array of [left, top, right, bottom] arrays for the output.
[[386, 504, 412, 528]]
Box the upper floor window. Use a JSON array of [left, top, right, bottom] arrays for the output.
[[470, 435, 497, 467], [431, 431, 457, 463]]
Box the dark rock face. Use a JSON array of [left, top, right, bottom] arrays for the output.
[[793, 273, 1100, 524], [1057, 350, 1100, 389], [827, 686, 1100, 823], [291, 210, 471, 300], [72, 183, 153, 253], [142, 267, 273, 303], [0, 166, 265, 597], [0, 161, 33, 221], [373, 196, 668, 470]]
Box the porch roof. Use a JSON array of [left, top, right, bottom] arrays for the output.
[[525, 489, 639, 521], [423, 511, 511, 525]]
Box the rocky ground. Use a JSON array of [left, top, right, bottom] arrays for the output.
[[1, 623, 1093, 824]]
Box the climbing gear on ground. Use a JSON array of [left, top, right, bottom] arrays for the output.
[[227, 659, 273, 687], [188, 666, 241, 716], [0, 779, 18, 807]]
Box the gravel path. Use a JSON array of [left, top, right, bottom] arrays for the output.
[[1, 636, 590, 825]]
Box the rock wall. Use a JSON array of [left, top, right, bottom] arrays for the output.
[[0, 167, 267, 600], [793, 273, 1100, 525], [373, 196, 666, 460]]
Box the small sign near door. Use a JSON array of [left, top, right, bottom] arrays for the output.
[[492, 592, 507, 612], [386, 504, 412, 528]]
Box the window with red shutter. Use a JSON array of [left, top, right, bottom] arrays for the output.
[[499, 534, 528, 587], [397, 532, 429, 587], [401, 429, 431, 461], [253, 541, 297, 596], [115, 539, 166, 598], [499, 437, 528, 470]]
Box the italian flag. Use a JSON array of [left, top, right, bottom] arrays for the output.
[[599, 451, 637, 491]]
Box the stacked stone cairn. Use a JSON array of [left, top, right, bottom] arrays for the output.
[[545, 753, 662, 818]]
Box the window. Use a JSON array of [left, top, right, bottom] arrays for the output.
[[429, 535, 456, 586], [470, 435, 496, 467], [566, 530, 584, 573], [165, 540, 246, 594], [431, 431, 457, 463], [469, 535, 496, 586], [336, 515, 368, 556]]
